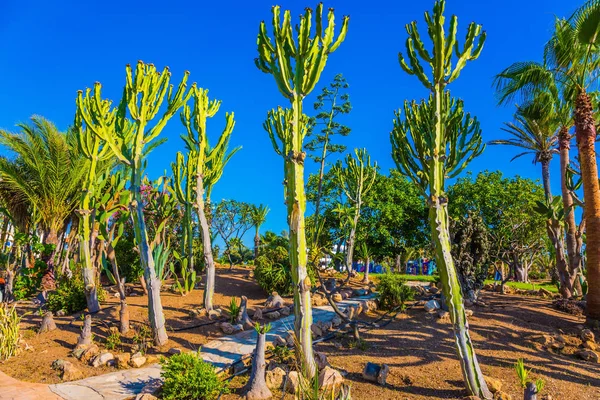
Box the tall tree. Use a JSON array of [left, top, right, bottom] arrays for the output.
[[550, 2, 600, 321], [305, 74, 351, 230], [76, 62, 193, 346], [331, 148, 377, 274], [249, 204, 270, 260], [179, 87, 238, 312], [391, 1, 491, 397], [211, 200, 253, 269], [489, 110, 573, 296], [256, 3, 349, 377]]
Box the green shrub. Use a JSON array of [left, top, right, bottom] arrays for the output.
[[13, 260, 45, 300], [47, 276, 105, 314], [160, 352, 228, 400], [105, 328, 121, 351], [377, 273, 414, 310], [0, 304, 21, 361], [254, 260, 293, 295]]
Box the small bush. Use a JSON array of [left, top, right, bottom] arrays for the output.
[[160, 352, 228, 400], [47, 276, 105, 314], [228, 297, 240, 324], [13, 260, 46, 300], [105, 328, 121, 351], [0, 304, 21, 361], [132, 323, 153, 354], [377, 273, 414, 310], [254, 260, 293, 295]]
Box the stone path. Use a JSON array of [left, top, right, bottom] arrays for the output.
[[1, 295, 374, 400]]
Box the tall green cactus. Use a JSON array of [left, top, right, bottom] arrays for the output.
[[76, 61, 194, 346], [256, 4, 348, 376], [75, 84, 117, 313], [392, 1, 490, 397], [180, 87, 238, 311], [171, 151, 196, 273], [331, 148, 377, 274]]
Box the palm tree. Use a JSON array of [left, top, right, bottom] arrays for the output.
[[549, 2, 600, 321], [493, 27, 582, 297], [249, 204, 269, 260], [0, 116, 85, 248]]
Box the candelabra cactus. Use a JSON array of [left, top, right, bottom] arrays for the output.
[[332, 148, 377, 274], [392, 1, 490, 398], [75, 84, 118, 313], [256, 3, 348, 377], [172, 152, 196, 273], [180, 87, 237, 311], [76, 61, 194, 346]]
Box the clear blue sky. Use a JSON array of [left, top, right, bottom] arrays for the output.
[[0, 0, 578, 240]]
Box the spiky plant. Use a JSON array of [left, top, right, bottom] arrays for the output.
[[179, 87, 239, 311], [332, 148, 377, 274], [171, 151, 196, 273], [256, 3, 349, 377], [76, 61, 194, 345], [391, 1, 490, 397]]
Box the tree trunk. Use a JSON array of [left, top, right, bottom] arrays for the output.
[[254, 231, 260, 261], [524, 382, 538, 400], [236, 295, 254, 330], [426, 86, 491, 399], [287, 97, 316, 378], [345, 204, 360, 273], [575, 91, 600, 323], [363, 256, 370, 283], [131, 170, 168, 346], [559, 127, 580, 296], [77, 314, 93, 348], [39, 311, 57, 334], [395, 253, 402, 272], [541, 159, 571, 297], [196, 173, 217, 312], [107, 242, 129, 335], [241, 329, 272, 400], [4, 268, 14, 303]]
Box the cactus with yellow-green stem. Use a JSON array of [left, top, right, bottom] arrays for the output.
[[331, 148, 377, 275], [172, 152, 196, 274], [257, 3, 348, 377], [76, 61, 194, 346], [392, 1, 490, 397], [75, 84, 117, 314], [180, 87, 238, 311]]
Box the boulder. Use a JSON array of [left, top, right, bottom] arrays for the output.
[[538, 288, 553, 297], [135, 395, 158, 400], [465, 309, 474, 317], [352, 288, 369, 297], [494, 391, 512, 400], [311, 324, 323, 338], [265, 311, 281, 319], [581, 329, 595, 343], [266, 367, 286, 390], [80, 344, 100, 363], [315, 352, 330, 370], [318, 366, 344, 389], [362, 362, 389, 385], [62, 361, 84, 381], [429, 286, 440, 294], [265, 292, 285, 308], [130, 353, 147, 368], [252, 308, 263, 320], [284, 371, 300, 394], [92, 352, 114, 367], [577, 350, 599, 363], [51, 359, 65, 371], [340, 289, 353, 299], [273, 335, 287, 347], [280, 306, 291, 316], [208, 309, 222, 320], [583, 341, 597, 351], [530, 334, 554, 347], [331, 316, 342, 327], [115, 353, 131, 369], [312, 293, 328, 306], [484, 376, 503, 394], [332, 293, 343, 302], [220, 322, 235, 334], [424, 300, 440, 312], [168, 347, 183, 355], [436, 310, 451, 323]]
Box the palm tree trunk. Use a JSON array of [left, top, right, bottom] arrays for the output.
[[575, 91, 600, 322], [559, 127, 580, 295], [254, 230, 260, 260], [195, 173, 216, 312], [541, 159, 571, 297]]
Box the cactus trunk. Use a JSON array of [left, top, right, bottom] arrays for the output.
[[287, 98, 316, 377], [131, 168, 168, 346], [196, 173, 216, 312], [429, 87, 491, 399], [80, 155, 101, 313]]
